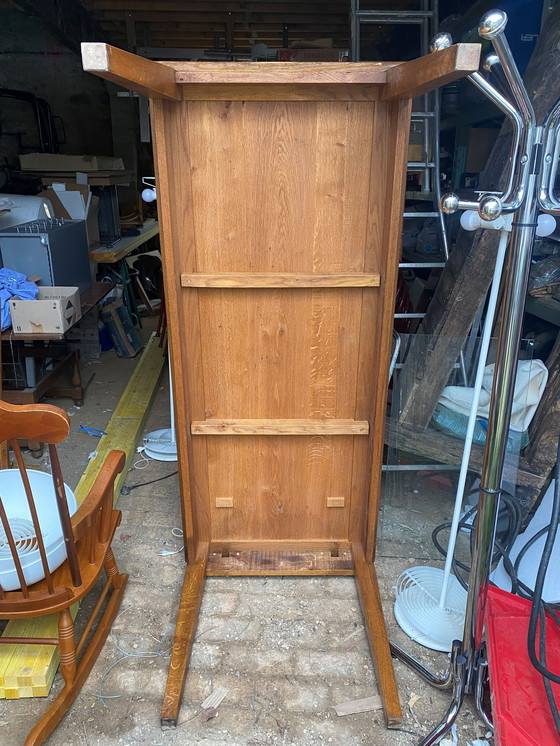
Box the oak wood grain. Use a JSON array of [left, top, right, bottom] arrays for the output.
[[170, 61, 391, 85], [352, 542, 402, 727], [150, 99, 212, 560], [81, 43, 180, 100], [181, 272, 380, 288], [382, 43, 480, 101], [161, 545, 208, 727], [84, 44, 477, 739], [177, 83, 381, 102], [364, 99, 412, 560], [191, 419, 369, 435]]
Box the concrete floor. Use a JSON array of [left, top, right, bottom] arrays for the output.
[[0, 320, 491, 746]]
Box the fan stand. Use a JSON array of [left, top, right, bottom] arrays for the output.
[[143, 364, 177, 461]]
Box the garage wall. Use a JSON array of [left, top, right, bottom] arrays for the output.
[[0, 8, 112, 168]]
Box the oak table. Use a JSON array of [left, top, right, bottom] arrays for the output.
[[83, 42, 480, 730]]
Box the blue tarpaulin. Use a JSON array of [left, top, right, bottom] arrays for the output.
[[0, 268, 38, 331]]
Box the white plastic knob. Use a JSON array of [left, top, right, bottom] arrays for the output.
[[536, 213, 557, 237], [142, 188, 157, 203], [460, 211, 482, 231]]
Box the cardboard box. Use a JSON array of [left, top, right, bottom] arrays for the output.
[[10, 287, 81, 334], [20, 153, 125, 172], [43, 183, 100, 251]]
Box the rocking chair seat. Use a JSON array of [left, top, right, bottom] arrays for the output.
[[0, 400, 128, 746]]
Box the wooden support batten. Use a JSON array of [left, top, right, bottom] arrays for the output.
[[181, 272, 380, 288], [191, 419, 370, 435]]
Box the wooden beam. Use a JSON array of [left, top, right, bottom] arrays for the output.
[[178, 84, 379, 102], [11, 0, 106, 53], [396, 7, 560, 429], [191, 419, 369, 435], [383, 418, 540, 489], [171, 61, 390, 85], [352, 543, 402, 727], [382, 43, 480, 101], [161, 545, 208, 727], [81, 42, 180, 100], [181, 272, 380, 288]]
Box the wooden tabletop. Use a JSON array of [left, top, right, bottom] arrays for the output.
[[90, 219, 159, 264], [1, 281, 115, 342]]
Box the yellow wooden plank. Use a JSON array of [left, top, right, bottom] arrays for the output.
[[74, 333, 166, 505], [0, 334, 165, 698]]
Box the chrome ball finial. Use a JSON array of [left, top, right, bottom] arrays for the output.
[[430, 32, 453, 53], [440, 193, 460, 214], [478, 195, 503, 221], [479, 9, 508, 40], [482, 53, 500, 72]]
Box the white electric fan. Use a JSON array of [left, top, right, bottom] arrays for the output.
[[143, 363, 178, 461], [393, 215, 510, 652]]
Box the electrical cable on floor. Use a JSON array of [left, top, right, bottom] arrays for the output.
[[430, 434, 560, 735], [431, 493, 522, 591], [120, 469, 178, 495], [92, 606, 172, 705], [157, 527, 184, 556]]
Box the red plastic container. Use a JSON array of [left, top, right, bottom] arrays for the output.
[[485, 585, 560, 745]]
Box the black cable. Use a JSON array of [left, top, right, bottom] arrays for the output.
[[120, 470, 178, 495], [431, 494, 523, 591], [526, 439, 560, 714], [430, 437, 560, 734], [539, 604, 560, 734]]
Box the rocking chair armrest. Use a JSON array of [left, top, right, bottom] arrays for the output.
[[71, 450, 126, 540]]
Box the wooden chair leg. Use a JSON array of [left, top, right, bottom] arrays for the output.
[[24, 569, 129, 746], [104, 547, 120, 584], [58, 608, 77, 687], [352, 542, 402, 727]]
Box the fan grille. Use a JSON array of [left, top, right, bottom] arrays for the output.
[[0, 518, 49, 558]]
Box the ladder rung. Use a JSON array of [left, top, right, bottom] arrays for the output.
[[355, 10, 433, 19], [403, 212, 438, 218], [393, 363, 462, 371], [411, 112, 436, 118], [357, 17, 429, 25], [382, 464, 460, 472], [398, 262, 446, 269], [408, 161, 435, 168], [394, 313, 425, 319]]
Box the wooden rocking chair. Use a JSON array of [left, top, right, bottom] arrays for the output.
[[0, 400, 128, 745]]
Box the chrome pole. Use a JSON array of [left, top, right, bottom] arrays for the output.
[[392, 10, 560, 745], [461, 163, 539, 686]]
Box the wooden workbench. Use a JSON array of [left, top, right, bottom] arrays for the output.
[[90, 219, 159, 264]]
